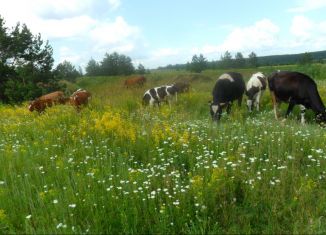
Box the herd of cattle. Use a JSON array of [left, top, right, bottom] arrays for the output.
[[28, 71, 326, 124], [208, 70, 326, 124], [28, 89, 91, 113]]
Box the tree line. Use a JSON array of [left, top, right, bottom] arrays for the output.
[[162, 50, 321, 73], [85, 53, 146, 76]]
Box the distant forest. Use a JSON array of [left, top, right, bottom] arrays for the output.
[[257, 50, 326, 65], [158, 50, 326, 71]]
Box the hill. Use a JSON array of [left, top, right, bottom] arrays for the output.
[[258, 50, 326, 66], [157, 50, 326, 70]]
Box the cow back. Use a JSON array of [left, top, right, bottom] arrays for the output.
[[213, 72, 245, 103]]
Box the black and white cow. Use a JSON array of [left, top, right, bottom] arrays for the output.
[[246, 72, 267, 112], [142, 85, 178, 106], [268, 70, 326, 124], [210, 72, 245, 121]]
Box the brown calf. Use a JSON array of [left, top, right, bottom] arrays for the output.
[[28, 91, 65, 113], [124, 76, 146, 88], [69, 89, 92, 111], [173, 82, 190, 93], [28, 98, 53, 113]]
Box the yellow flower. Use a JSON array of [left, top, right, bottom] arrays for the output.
[[39, 192, 46, 200], [210, 168, 226, 182], [94, 110, 136, 143], [191, 175, 203, 191], [0, 209, 7, 221]]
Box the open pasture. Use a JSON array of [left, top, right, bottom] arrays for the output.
[[1, 66, 326, 234]]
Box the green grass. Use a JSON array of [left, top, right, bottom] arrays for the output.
[[0, 66, 326, 234]]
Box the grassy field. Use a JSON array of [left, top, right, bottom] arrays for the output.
[[1, 65, 326, 234]]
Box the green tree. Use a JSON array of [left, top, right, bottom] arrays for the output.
[[85, 58, 101, 76], [189, 54, 207, 73], [100, 52, 134, 76], [0, 15, 60, 103], [234, 52, 245, 68], [299, 52, 313, 65], [219, 51, 233, 69], [247, 52, 258, 67], [54, 60, 81, 82], [136, 63, 146, 74]]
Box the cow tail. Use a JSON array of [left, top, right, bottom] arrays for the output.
[[309, 87, 326, 114], [267, 71, 279, 92]]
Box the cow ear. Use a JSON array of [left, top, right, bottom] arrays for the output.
[[208, 100, 212, 105]]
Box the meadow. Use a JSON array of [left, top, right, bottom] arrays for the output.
[[1, 64, 326, 234]]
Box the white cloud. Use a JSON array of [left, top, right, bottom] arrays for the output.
[[90, 16, 139, 45], [288, 0, 326, 12], [289, 15, 326, 50], [89, 16, 140, 55], [192, 19, 280, 57], [35, 15, 96, 39], [290, 16, 314, 39], [58, 47, 82, 65]]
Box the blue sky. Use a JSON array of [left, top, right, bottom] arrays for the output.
[[1, 0, 326, 69]]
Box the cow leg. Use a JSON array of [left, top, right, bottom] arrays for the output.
[[271, 91, 280, 120], [237, 96, 242, 107], [167, 96, 172, 108], [226, 102, 232, 114], [217, 107, 223, 120], [255, 91, 261, 111], [300, 105, 306, 124], [285, 99, 296, 117]]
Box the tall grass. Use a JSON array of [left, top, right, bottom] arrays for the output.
[[0, 66, 326, 233]]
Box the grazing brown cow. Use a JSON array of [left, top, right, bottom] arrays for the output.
[[28, 91, 65, 113], [124, 76, 146, 88], [69, 89, 92, 111], [173, 82, 190, 93], [39, 91, 65, 104], [28, 99, 53, 113]]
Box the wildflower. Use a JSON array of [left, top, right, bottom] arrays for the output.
[[173, 200, 180, 206], [69, 204, 76, 208], [0, 210, 6, 220], [26, 214, 32, 219], [53, 199, 58, 204]]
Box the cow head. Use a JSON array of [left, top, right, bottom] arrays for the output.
[[245, 86, 259, 112], [316, 111, 326, 124], [246, 99, 253, 112], [209, 101, 221, 122], [28, 101, 35, 112]]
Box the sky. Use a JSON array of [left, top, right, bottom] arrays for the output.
[[1, 0, 326, 70]]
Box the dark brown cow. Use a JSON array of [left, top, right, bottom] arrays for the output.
[[69, 89, 92, 111], [124, 76, 146, 88], [268, 71, 326, 124], [173, 82, 190, 93], [28, 91, 65, 113]]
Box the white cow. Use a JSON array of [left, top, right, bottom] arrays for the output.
[[142, 85, 178, 106], [246, 72, 267, 112]]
